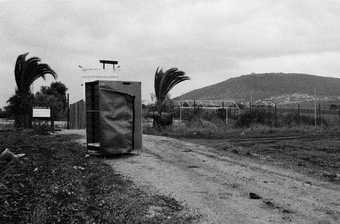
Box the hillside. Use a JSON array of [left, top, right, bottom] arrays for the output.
[[176, 73, 340, 102]]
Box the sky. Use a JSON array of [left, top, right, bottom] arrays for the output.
[[1, 0, 340, 107]]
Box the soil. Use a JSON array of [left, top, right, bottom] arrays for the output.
[[0, 130, 197, 224], [64, 130, 340, 224], [185, 133, 340, 184]]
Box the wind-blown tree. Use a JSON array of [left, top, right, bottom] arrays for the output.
[[6, 53, 57, 128], [153, 67, 190, 128]]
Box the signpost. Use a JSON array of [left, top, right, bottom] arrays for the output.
[[32, 107, 53, 129], [33, 108, 51, 118]]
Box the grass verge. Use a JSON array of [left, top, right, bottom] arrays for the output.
[[0, 130, 197, 224]]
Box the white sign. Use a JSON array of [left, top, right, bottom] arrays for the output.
[[33, 108, 51, 118]]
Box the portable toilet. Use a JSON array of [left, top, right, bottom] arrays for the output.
[[83, 61, 142, 154]]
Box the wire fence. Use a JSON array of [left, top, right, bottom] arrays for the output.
[[172, 103, 340, 127]]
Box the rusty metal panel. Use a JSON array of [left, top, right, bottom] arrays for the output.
[[70, 100, 86, 129]]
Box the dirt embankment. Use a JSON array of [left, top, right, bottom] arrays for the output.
[[106, 135, 340, 224]]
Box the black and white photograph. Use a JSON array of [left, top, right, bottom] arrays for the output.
[[0, 0, 340, 223]]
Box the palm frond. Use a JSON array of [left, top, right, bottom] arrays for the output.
[[22, 57, 42, 89], [163, 76, 190, 96], [161, 69, 187, 96], [154, 66, 164, 100], [154, 67, 190, 105], [14, 53, 57, 93], [154, 66, 160, 98], [24, 64, 57, 90], [25, 57, 41, 66], [14, 52, 29, 90]]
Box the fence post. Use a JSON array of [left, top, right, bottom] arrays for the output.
[[221, 102, 226, 124], [227, 108, 229, 124], [274, 104, 277, 127], [193, 100, 196, 114], [318, 103, 321, 126], [314, 99, 317, 128], [233, 108, 236, 120], [297, 104, 300, 125], [67, 93, 70, 129], [179, 102, 182, 122], [50, 108, 54, 131]]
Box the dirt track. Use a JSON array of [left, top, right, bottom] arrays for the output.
[[67, 131, 340, 224]]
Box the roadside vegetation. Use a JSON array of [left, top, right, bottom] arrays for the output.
[[144, 118, 322, 139], [144, 107, 331, 139], [6, 53, 57, 128], [0, 130, 197, 223]]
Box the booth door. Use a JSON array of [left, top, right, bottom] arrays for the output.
[[99, 89, 134, 154]]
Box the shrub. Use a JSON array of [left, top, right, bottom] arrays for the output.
[[33, 123, 53, 135], [235, 109, 275, 127], [280, 113, 328, 127], [235, 110, 328, 128]]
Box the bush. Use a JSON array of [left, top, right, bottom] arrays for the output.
[[280, 113, 328, 127], [235, 110, 328, 128], [235, 109, 275, 127], [143, 116, 231, 139], [32, 122, 53, 135]]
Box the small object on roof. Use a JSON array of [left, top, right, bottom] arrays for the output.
[[99, 60, 118, 70]]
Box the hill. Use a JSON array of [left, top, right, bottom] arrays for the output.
[[176, 73, 340, 103]]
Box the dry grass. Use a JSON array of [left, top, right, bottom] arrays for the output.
[[143, 117, 332, 139]]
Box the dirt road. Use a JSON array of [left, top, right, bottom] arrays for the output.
[[67, 131, 340, 224]]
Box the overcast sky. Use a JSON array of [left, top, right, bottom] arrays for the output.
[[1, 0, 340, 106]]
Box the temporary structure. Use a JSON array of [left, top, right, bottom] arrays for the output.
[[85, 80, 142, 154]]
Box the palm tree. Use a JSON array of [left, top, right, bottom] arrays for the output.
[[153, 67, 189, 128], [7, 53, 57, 128]]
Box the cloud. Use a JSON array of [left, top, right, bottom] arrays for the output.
[[0, 0, 340, 107]]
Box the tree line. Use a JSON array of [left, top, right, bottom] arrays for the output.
[[5, 53, 66, 128]]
